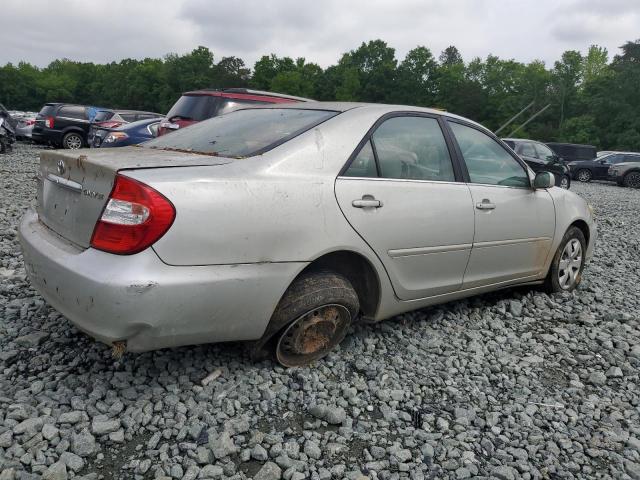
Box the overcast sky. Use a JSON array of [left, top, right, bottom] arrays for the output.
[[2, 0, 639, 69]]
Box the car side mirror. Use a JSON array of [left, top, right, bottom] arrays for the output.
[[599, 159, 608, 164], [533, 171, 555, 189]]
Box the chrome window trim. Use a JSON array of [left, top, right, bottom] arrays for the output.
[[335, 176, 467, 186]]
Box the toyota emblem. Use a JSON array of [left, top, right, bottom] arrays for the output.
[[57, 159, 66, 175]]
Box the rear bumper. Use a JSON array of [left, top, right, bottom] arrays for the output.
[[19, 209, 305, 352]]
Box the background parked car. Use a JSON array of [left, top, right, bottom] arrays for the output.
[[546, 143, 597, 163], [607, 154, 640, 187], [503, 138, 571, 188], [88, 109, 163, 147], [568, 152, 640, 182], [15, 114, 37, 140], [32, 103, 100, 149], [95, 118, 161, 148], [157, 88, 312, 136], [0, 104, 17, 153]]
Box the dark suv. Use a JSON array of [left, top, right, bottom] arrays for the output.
[[89, 109, 163, 147], [502, 138, 571, 189], [157, 88, 312, 136], [32, 103, 96, 149], [546, 143, 597, 163]]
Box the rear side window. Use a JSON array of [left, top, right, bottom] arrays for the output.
[[58, 106, 87, 120], [145, 108, 337, 157], [449, 121, 529, 188], [372, 116, 455, 181], [166, 95, 220, 122], [120, 113, 137, 122], [38, 105, 57, 117]]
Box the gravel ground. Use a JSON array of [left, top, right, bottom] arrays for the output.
[[1, 143, 639, 480]]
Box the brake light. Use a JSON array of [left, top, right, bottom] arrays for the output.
[[90, 175, 175, 255], [45, 116, 54, 128]]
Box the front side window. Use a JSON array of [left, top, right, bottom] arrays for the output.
[[370, 116, 455, 181], [449, 121, 529, 188], [534, 143, 556, 162], [520, 142, 537, 158], [144, 108, 337, 157]]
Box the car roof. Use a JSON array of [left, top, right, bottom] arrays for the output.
[[246, 101, 488, 128], [546, 142, 596, 148]]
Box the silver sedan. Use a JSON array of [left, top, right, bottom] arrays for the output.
[[19, 102, 597, 366]]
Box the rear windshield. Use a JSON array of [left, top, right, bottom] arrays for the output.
[[144, 108, 337, 157], [166, 95, 220, 122], [94, 110, 114, 122]]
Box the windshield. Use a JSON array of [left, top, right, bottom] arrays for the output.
[[144, 108, 338, 157], [166, 95, 220, 122]]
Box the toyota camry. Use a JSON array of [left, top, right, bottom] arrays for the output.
[[19, 103, 597, 366]]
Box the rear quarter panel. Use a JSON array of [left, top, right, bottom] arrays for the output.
[[127, 110, 387, 267]]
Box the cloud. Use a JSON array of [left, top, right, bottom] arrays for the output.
[[0, 0, 638, 69]]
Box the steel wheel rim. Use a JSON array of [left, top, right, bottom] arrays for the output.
[[276, 304, 351, 367], [577, 170, 591, 182], [66, 135, 82, 149], [558, 238, 583, 290], [560, 176, 570, 189], [626, 172, 640, 188]]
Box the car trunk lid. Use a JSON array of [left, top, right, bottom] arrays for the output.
[[36, 147, 233, 248]]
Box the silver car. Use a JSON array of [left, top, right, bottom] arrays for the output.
[[19, 103, 597, 366]]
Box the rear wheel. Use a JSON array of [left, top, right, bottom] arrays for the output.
[[560, 175, 570, 189], [63, 132, 83, 149], [623, 171, 640, 189], [576, 169, 592, 183], [544, 226, 586, 293], [252, 271, 359, 367]]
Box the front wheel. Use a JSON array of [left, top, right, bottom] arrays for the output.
[[623, 171, 640, 189], [544, 226, 586, 293], [252, 272, 359, 367], [576, 169, 592, 183], [63, 132, 84, 149], [559, 175, 570, 189]]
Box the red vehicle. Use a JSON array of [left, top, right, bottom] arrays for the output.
[[157, 88, 312, 136]]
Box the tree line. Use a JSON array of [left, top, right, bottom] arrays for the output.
[[1, 39, 639, 150]]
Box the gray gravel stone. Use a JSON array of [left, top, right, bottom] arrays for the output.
[[254, 462, 282, 480]]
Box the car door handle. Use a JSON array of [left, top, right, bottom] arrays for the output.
[[476, 200, 496, 210], [352, 196, 382, 208]]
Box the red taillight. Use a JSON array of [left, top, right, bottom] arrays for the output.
[[90, 175, 175, 255], [45, 116, 54, 128]]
